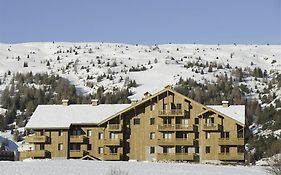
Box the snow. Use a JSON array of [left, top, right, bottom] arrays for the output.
[[0, 131, 19, 152], [207, 105, 245, 125], [0, 159, 270, 175], [25, 104, 130, 129]]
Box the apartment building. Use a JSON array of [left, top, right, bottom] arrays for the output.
[[21, 86, 245, 163]]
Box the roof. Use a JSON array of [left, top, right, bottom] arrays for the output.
[[207, 105, 245, 125], [25, 104, 130, 129]]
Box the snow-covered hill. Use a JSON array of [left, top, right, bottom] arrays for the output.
[[0, 42, 280, 100]]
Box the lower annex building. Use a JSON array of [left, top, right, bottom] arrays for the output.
[[21, 86, 245, 163]]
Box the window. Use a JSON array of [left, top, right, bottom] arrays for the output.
[[205, 132, 211, 139], [134, 118, 140, 125], [58, 143, 63, 151], [70, 144, 80, 151], [40, 144, 45, 150], [181, 118, 188, 125], [87, 144, 92, 150], [58, 130, 63, 136], [195, 118, 199, 125], [176, 103, 182, 109], [110, 147, 118, 154], [87, 130, 92, 137], [150, 147, 155, 154], [150, 118, 155, 125], [163, 132, 172, 139], [98, 147, 104, 154], [195, 147, 200, 153], [206, 146, 210, 154], [72, 129, 81, 136], [163, 103, 168, 111], [150, 132, 155, 139], [237, 146, 244, 153], [220, 146, 229, 153], [221, 132, 230, 139], [110, 132, 118, 139], [195, 132, 199, 139], [98, 133, 104, 140], [151, 103, 156, 111], [163, 146, 173, 153], [163, 117, 172, 124]]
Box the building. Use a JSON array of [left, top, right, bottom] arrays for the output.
[[21, 86, 245, 163]]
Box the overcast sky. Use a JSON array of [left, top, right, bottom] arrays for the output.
[[0, 0, 280, 44]]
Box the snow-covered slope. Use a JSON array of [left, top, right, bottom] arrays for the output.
[[0, 159, 270, 175], [0, 42, 280, 100]]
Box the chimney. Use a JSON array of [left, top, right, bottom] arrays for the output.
[[144, 92, 151, 99], [62, 99, 69, 106], [222, 101, 229, 108], [91, 99, 99, 106], [131, 99, 138, 105]]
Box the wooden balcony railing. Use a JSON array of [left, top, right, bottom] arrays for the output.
[[158, 109, 184, 116], [26, 135, 48, 143], [103, 153, 121, 160], [157, 153, 194, 161], [202, 123, 223, 131], [69, 150, 86, 157], [218, 153, 244, 161], [157, 138, 194, 146], [104, 138, 122, 146], [107, 124, 122, 132], [20, 150, 47, 159], [158, 124, 194, 131], [218, 138, 244, 145], [69, 135, 86, 143]]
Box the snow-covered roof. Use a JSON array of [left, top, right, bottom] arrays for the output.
[[207, 105, 245, 125], [25, 104, 130, 129]]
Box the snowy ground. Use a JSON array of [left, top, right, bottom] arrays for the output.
[[0, 159, 271, 175]]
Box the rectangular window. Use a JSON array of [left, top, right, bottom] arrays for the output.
[[58, 143, 63, 151], [150, 132, 155, 139], [134, 118, 140, 125], [87, 144, 92, 150], [98, 147, 104, 154], [150, 118, 155, 125], [70, 144, 80, 151], [221, 132, 230, 139], [176, 103, 182, 109], [163, 117, 172, 124], [110, 132, 118, 139], [195, 118, 199, 124], [164, 132, 172, 139], [220, 146, 230, 153], [98, 133, 104, 140], [206, 146, 210, 154], [205, 132, 211, 139], [237, 146, 244, 153], [58, 130, 63, 136], [40, 144, 45, 150], [150, 147, 155, 154], [87, 130, 92, 137], [151, 103, 156, 111], [110, 147, 118, 154]]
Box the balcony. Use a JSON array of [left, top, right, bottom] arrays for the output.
[[218, 138, 244, 145], [158, 124, 194, 131], [69, 135, 86, 143], [158, 109, 184, 116], [20, 150, 47, 158], [107, 124, 122, 132], [157, 153, 194, 161], [202, 123, 223, 131], [103, 153, 121, 160], [26, 135, 48, 143], [69, 150, 86, 158], [104, 138, 122, 146], [158, 138, 194, 146], [218, 153, 244, 161]]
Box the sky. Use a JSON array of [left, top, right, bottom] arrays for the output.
[[0, 0, 280, 44]]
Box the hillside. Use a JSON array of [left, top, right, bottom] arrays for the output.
[[0, 42, 280, 163]]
